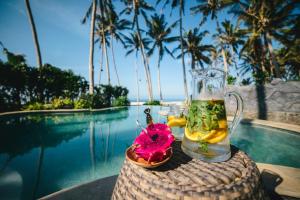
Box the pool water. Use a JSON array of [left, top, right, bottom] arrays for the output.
[[0, 106, 299, 199]]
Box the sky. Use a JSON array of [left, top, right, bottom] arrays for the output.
[[0, 0, 232, 100]]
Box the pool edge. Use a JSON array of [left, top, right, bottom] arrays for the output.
[[228, 117, 300, 133]]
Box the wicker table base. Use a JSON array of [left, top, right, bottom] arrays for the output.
[[112, 141, 266, 200]]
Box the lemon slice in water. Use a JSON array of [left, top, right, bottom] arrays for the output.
[[167, 118, 186, 127], [184, 127, 206, 141], [206, 130, 228, 144]]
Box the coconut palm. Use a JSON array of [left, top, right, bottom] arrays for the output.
[[25, 0, 42, 68], [146, 14, 178, 101], [105, 4, 131, 86], [124, 32, 151, 101], [231, 0, 299, 78], [174, 28, 215, 70], [218, 20, 244, 81], [276, 15, 300, 79], [121, 0, 154, 101], [124, 32, 151, 58], [82, 0, 97, 94], [95, 19, 111, 85], [156, 0, 189, 100], [97, 0, 113, 85], [191, 0, 233, 75]]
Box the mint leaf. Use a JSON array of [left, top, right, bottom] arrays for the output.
[[199, 141, 208, 152]]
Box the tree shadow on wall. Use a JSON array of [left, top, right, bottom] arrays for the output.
[[256, 84, 268, 120]]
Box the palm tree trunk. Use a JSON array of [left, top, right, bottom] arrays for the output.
[[88, 0, 97, 94], [145, 55, 153, 99], [102, 31, 111, 85], [135, 56, 140, 103], [157, 49, 163, 102], [89, 121, 96, 175], [111, 36, 120, 85], [216, 19, 229, 77], [135, 17, 153, 101], [221, 48, 229, 75], [25, 0, 42, 68], [32, 146, 44, 199], [266, 32, 281, 78], [99, 47, 104, 85], [105, 123, 110, 162], [180, 0, 188, 101], [230, 46, 240, 84]]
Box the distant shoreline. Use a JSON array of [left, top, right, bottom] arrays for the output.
[[130, 101, 183, 106]]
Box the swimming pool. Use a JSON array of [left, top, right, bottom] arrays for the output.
[[0, 106, 299, 199]]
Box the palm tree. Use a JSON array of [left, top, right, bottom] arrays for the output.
[[97, 0, 112, 85], [174, 28, 215, 70], [191, 0, 233, 75], [276, 15, 300, 79], [156, 0, 189, 100], [82, 0, 97, 94], [25, 0, 42, 68], [218, 20, 244, 79], [95, 17, 111, 85], [147, 14, 178, 101], [122, 0, 154, 101], [231, 0, 298, 79], [105, 4, 131, 86], [124, 32, 151, 100]]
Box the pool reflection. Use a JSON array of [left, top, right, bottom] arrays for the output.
[[0, 106, 135, 199]]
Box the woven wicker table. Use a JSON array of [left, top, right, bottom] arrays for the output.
[[112, 141, 266, 200]]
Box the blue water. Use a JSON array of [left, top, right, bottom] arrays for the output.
[[0, 106, 299, 200]]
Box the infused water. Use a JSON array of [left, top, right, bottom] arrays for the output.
[[181, 99, 231, 162]]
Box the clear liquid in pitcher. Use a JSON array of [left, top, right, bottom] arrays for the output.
[[181, 99, 231, 162]]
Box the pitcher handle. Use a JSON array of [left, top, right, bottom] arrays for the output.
[[226, 91, 244, 135]]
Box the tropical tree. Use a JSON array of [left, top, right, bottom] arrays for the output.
[[275, 15, 300, 80], [191, 0, 233, 75], [121, 0, 154, 101], [219, 20, 244, 74], [146, 14, 178, 101], [124, 32, 151, 101], [174, 28, 215, 70], [156, 0, 189, 100], [24, 0, 42, 68], [95, 15, 111, 85], [231, 0, 299, 79], [105, 4, 131, 86], [82, 0, 97, 94], [215, 20, 244, 83]]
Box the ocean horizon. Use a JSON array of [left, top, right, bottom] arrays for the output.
[[128, 97, 185, 102]]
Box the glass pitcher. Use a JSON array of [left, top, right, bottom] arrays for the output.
[[181, 68, 243, 162]]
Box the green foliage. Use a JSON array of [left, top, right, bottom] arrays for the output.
[[199, 141, 208, 152], [112, 96, 130, 107], [74, 98, 90, 109], [52, 98, 74, 109], [144, 100, 160, 105], [253, 71, 269, 85], [241, 78, 252, 86], [24, 102, 46, 110], [187, 100, 226, 132], [0, 48, 129, 112], [227, 75, 237, 85]]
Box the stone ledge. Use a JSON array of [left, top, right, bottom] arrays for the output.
[[231, 117, 300, 133], [0, 106, 128, 117]]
